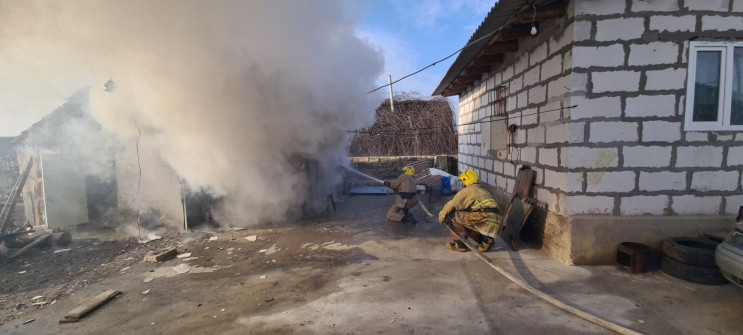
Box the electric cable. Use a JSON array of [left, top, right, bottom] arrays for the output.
[[132, 117, 144, 243]]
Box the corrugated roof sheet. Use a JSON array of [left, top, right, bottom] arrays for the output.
[[432, 0, 527, 96]]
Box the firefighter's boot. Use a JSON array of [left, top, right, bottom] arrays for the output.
[[446, 240, 468, 252], [478, 236, 495, 252]]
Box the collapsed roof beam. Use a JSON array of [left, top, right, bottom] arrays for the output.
[[482, 40, 519, 55]]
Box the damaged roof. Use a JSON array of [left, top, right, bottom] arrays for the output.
[[11, 88, 96, 146]]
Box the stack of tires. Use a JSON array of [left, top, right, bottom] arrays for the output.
[[662, 237, 727, 285]]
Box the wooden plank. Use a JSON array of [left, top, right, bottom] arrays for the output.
[[512, 168, 537, 197], [463, 65, 492, 75], [62, 290, 121, 322], [0, 157, 33, 233], [482, 40, 519, 55], [143, 247, 178, 263], [472, 54, 504, 67], [8, 233, 51, 259]]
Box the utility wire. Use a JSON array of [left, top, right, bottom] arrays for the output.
[[366, 26, 503, 94], [349, 104, 577, 135], [132, 117, 144, 243]]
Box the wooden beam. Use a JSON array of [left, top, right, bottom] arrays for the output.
[[472, 54, 504, 67], [482, 40, 519, 55], [0, 157, 33, 233], [455, 74, 481, 83], [464, 65, 492, 75], [516, 2, 566, 21], [449, 82, 473, 91], [502, 23, 539, 39], [61, 290, 121, 323]]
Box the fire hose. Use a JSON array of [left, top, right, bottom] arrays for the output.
[[347, 166, 641, 334], [439, 219, 643, 335]]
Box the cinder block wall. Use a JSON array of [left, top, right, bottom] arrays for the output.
[[569, 0, 743, 217]]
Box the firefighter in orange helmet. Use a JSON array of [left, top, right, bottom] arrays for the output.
[[384, 165, 419, 223], [439, 169, 501, 252]]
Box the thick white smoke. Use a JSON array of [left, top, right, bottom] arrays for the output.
[[0, 1, 384, 227]]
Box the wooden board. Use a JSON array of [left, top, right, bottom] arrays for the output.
[[497, 194, 537, 250], [62, 290, 121, 322], [143, 248, 178, 263], [512, 168, 536, 197], [0, 157, 33, 233]]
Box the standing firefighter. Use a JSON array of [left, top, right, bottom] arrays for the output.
[[439, 169, 501, 252], [384, 166, 419, 223]]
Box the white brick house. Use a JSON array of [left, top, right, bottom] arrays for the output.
[[433, 0, 743, 264]]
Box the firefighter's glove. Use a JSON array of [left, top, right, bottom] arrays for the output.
[[383, 181, 391, 187], [438, 211, 447, 223]]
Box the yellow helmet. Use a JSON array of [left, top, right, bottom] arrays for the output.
[[459, 169, 479, 186], [402, 166, 415, 176]]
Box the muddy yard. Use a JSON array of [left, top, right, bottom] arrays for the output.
[[1, 194, 742, 335]]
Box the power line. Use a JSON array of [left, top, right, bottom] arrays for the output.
[[349, 104, 577, 135], [366, 27, 503, 94]]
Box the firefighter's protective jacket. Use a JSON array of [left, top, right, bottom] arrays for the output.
[[390, 174, 416, 194], [438, 183, 500, 234]]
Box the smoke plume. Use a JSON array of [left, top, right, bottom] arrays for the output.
[[0, 0, 384, 227]]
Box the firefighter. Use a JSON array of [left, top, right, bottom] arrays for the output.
[[438, 169, 501, 252], [384, 165, 419, 223]]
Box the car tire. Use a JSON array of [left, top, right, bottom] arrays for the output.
[[661, 255, 727, 285], [662, 237, 719, 267]]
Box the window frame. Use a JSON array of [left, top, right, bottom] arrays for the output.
[[685, 41, 743, 131]]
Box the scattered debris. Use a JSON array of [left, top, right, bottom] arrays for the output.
[[259, 249, 267, 253], [144, 248, 178, 263], [245, 235, 257, 241], [221, 308, 226, 312], [181, 257, 199, 261], [9, 233, 51, 259], [18, 271, 26, 274], [31, 296, 43, 300], [142, 289, 150, 295], [146, 234, 162, 241], [209, 236, 218, 241], [173, 264, 191, 274], [31, 302, 47, 306], [176, 253, 192, 259], [59, 290, 121, 323], [143, 278, 154, 283], [53, 248, 71, 254], [21, 318, 35, 324], [119, 267, 130, 273], [260, 275, 267, 279], [265, 298, 274, 302]]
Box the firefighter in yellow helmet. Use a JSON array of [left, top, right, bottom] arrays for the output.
[[438, 169, 501, 252], [384, 165, 419, 223]]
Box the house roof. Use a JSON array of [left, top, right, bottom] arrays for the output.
[[11, 88, 95, 147], [432, 0, 565, 97]]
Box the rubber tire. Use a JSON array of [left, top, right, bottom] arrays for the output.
[[662, 237, 719, 268], [661, 255, 727, 285]]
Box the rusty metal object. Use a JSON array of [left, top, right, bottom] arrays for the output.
[[617, 242, 650, 274]]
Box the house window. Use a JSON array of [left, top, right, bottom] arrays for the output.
[[685, 41, 743, 131]]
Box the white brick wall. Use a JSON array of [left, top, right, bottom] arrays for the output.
[[528, 127, 545, 144], [571, 96, 622, 119], [560, 146, 570, 167], [544, 169, 567, 191], [539, 147, 558, 166], [702, 15, 743, 31], [642, 121, 681, 142], [589, 122, 638, 143], [550, 22, 573, 52], [517, 91, 528, 108], [684, 132, 709, 142], [569, 122, 585, 143], [570, 147, 619, 169], [524, 67, 540, 87], [574, 20, 592, 41], [596, 18, 645, 41], [592, 71, 641, 93], [625, 95, 676, 118], [628, 42, 679, 66], [687, 0, 730, 12], [535, 187, 558, 212], [541, 55, 563, 80], [530, 43, 548, 67], [521, 146, 537, 164], [573, 45, 625, 68], [676, 146, 724, 167], [735, 0, 743, 12], [632, 0, 679, 12], [575, 0, 626, 16], [546, 122, 570, 144], [649, 15, 696, 32], [623, 146, 673, 168], [528, 85, 547, 105], [728, 146, 743, 166], [639, 171, 687, 191], [547, 75, 570, 99], [645, 68, 687, 91], [568, 171, 584, 192], [567, 195, 615, 215], [621, 196, 670, 215], [586, 171, 636, 193], [691, 171, 740, 191], [672, 195, 721, 215]]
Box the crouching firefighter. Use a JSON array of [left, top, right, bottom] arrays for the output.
[[384, 166, 419, 224], [438, 169, 501, 252]]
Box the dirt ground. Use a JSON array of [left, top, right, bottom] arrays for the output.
[[1, 193, 742, 334]]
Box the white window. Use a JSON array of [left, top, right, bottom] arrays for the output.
[[685, 41, 743, 131]]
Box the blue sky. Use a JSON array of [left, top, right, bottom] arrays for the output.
[[356, 0, 494, 97]]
